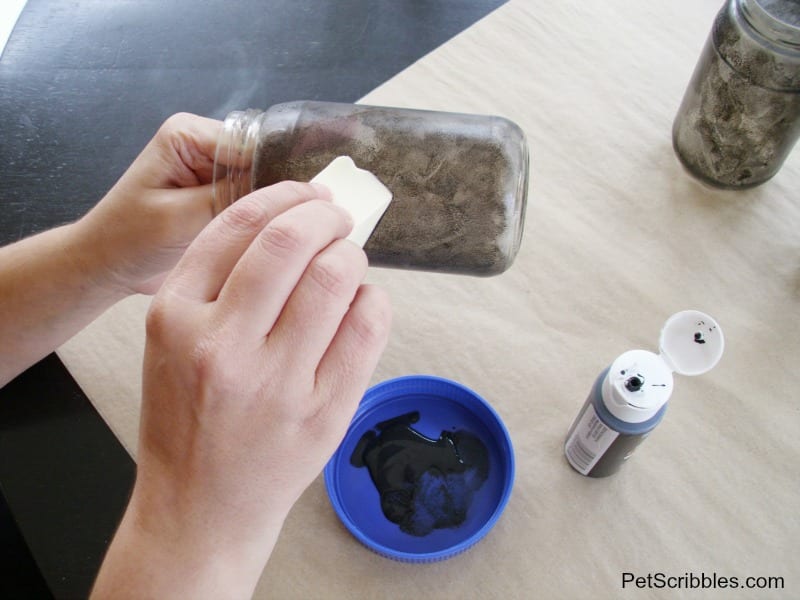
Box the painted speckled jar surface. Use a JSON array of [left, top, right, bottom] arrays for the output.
[[213, 101, 529, 276], [673, 0, 800, 188]]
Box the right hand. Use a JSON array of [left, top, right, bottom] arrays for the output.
[[93, 181, 392, 599]]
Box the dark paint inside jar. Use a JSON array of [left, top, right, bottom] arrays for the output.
[[672, 0, 800, 188]]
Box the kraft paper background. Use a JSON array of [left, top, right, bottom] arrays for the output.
[[58, 1, 800, 598]]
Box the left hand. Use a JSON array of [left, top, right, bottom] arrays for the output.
[[76, 113, 223, 295]]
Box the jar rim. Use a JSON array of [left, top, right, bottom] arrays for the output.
[[737, 0, 800, 50], [212, 109, 263, 215]]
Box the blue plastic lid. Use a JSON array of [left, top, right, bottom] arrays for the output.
[[324, 375, 515, 563]]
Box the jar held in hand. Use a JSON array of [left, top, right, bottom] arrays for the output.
[[212, 101, 529, 276]]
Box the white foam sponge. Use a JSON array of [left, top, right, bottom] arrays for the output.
[[311, 156, 393, 248]]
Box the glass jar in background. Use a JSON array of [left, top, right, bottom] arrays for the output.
[[672, 0, 800, 189], [212, 101, 529, 276]]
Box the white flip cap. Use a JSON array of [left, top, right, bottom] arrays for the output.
[[602, 310, 724, 423], [659, 310, 725, 376], [311, 156, 393, 248]]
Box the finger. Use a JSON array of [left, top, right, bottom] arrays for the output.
[[313, 284, 392, 427], [164, 181, 331, 302], [130, 113, 223, 188], [215, 199, 354, 339], [266, 239, 368, 377]]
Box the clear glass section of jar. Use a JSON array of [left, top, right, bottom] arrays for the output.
[[672, 0, 800, 189], [213, 101, 529, 276]]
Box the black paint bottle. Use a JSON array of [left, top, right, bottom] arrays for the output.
[[565, 310, 724, 477]]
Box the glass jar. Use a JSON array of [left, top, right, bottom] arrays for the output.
[[212, 101, 529, 276], [672, 0, 800, 189]]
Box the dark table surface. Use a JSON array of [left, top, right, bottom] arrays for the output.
[[0, 1, 505, 597]]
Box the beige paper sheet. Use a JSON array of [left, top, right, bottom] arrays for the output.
[[59, 1, 800, 598]]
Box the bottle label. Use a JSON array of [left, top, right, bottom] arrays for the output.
[[565, 402, 619, 475]]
